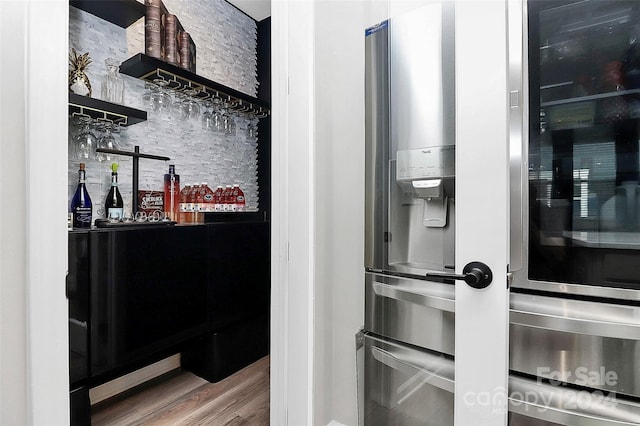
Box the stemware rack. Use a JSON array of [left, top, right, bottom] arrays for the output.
[[119, 53, 270, 118], [68, 93, 147, 126], [95, 145, 171, 216]]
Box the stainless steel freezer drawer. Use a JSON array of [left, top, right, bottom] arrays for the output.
[[358, 332, 640, 425], [365, 271, 455, 356], [508, 375, 640, 425], [510, 292, 640, 399], [361, 332, 454, 426]]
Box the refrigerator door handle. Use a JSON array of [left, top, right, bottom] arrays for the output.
[[370, 345, 454, 394], [372, 280, 455, 312], [509, 376, 640, 425], [425, 261, 493, 289], [508, 0, 525, 273]]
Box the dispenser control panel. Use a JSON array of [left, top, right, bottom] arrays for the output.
[[396, 146, 455, 182]]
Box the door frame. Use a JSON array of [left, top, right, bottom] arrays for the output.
[[454, 1, 511, 424], [0, 0, 69, 424], [270, 1, 316, 425]]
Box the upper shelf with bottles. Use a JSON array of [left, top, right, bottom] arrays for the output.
[[541, 86, 640, 108], [70, 0, 270, 119], [538, 0, 637, 37], [534, 0, 640, 128], [536, 2, 640, 84]]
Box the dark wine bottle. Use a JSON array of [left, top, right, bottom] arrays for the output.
[[105, 162, 124, 221], [70, 163, 93, 228]]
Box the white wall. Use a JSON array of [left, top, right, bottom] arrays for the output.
[[1, 1, 69, 424], [312, 1, 388, 425], [312, 2, 446, 424], [0, 2, 28, 423], [313, 2, 366, 424]]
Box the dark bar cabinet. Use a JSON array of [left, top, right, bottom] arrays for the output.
[[67, 219, 270, 425]]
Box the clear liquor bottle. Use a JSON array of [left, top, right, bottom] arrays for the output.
[[101, 58, 124, 104]]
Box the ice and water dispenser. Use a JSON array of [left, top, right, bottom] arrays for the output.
[[390, 146, 455, 274]]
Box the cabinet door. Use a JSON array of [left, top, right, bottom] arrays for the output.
[[207, 222, 270, 329], [90, 226, 208, 378], [68, 231, 90, 385]]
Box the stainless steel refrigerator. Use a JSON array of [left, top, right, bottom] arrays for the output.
[[361, 1, 640, 425], [510, 0, 640, 424], [362, 3, 457, 425]]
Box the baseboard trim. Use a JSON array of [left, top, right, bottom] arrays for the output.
[[89, 354, 181, 405]]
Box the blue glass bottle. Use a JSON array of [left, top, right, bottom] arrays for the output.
[[71, 163, 93, 228]]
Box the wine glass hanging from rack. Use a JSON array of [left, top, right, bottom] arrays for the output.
[[139, 68, 270, 119], [70, 112, 124, 161]]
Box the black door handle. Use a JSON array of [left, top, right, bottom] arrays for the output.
[[425, 261, 493, 289]]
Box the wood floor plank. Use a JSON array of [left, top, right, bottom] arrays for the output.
[[236, 384, 269, 424], [219, 415, 251, 426], [186, 371, 269, 425], [136, 364, 266, 424], [165, 368, 268, 425], [91, 356, 269, 426], [92, 372, 208, 426]]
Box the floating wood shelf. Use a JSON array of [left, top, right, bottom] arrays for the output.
[[119, 53, 270, 118], [70, 0, 145, 28], [68, 93, 147, 126]]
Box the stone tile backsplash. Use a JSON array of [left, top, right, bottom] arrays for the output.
[[68, 0, 260, 218]]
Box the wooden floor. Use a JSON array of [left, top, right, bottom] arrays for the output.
[[92, 356, 270, 426]]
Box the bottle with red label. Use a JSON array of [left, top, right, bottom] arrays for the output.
[[214, 185, 224, 211], [220, 185, 228, 211], [193, 183, 204, 223], [223, 185, 233, 211], [179, 183, 192, 223], [233, 184, 246, 212], [188, 183, 197, 222], [201, 182, 215, 212]]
